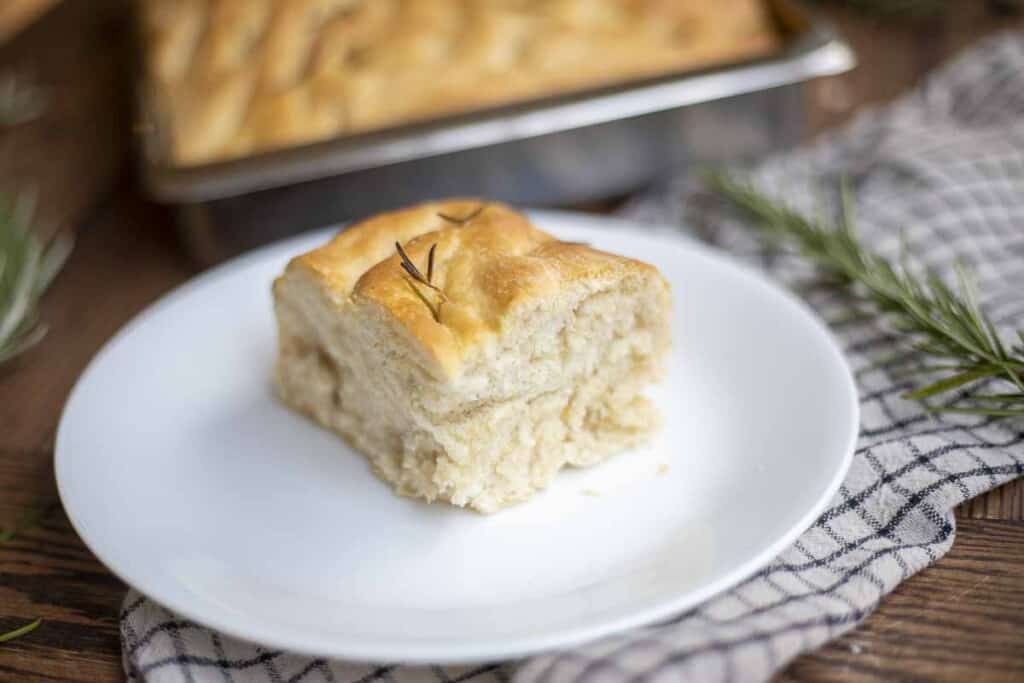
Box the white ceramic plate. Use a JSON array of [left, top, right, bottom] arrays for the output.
[[56, 211, 857, 664]]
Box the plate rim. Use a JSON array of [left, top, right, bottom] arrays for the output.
[[55, 209, 859, 664]]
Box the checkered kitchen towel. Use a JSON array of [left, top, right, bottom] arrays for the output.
[[122, 33, 1024, 683]]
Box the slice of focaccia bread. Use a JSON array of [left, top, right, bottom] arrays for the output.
[[273, 200, 671, 513]]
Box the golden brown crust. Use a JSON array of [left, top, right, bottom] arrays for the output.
[[280, 199, 664, 378], [142, 0, 780, 165]]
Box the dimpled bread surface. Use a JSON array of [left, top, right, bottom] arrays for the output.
[[142, 0, 779, 165]]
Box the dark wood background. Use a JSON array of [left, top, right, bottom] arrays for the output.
[[1, 2, 1023, 681]]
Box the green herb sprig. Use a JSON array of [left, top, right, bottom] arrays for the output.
[[707, 172, 1024, 417], [0, 618, 42, 645], [0, 193, 72, 366], [0, 72, 48, 127], [396, 241, 446, 322]]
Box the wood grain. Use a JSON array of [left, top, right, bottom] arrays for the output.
[[779, 519, 1024, 683], [804, 3, 1024, 136], [962, 482, 1024, 520], [0, 2, 1022, 682], [0, 194, 187, 683]]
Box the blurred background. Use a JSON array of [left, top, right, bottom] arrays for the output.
[[0, 1, 1019, 259], [0, 0, 1021, 266]]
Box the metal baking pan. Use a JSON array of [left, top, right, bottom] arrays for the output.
[[137, 0, 854, 265]]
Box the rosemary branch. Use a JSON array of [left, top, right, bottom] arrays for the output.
[[396, 241, 446, 322], [707, 172, 1024, 417], [0, 193, 72, 366]]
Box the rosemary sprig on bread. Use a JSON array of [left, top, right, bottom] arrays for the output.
[[395, 241, 446, 323]]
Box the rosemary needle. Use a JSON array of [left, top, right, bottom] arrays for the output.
[[0, 618, 42, 644]]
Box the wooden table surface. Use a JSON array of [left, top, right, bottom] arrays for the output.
[[1, 2, 1023, 681]]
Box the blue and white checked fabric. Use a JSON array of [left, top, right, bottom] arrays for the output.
[[122, 33, 1024, 683]]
